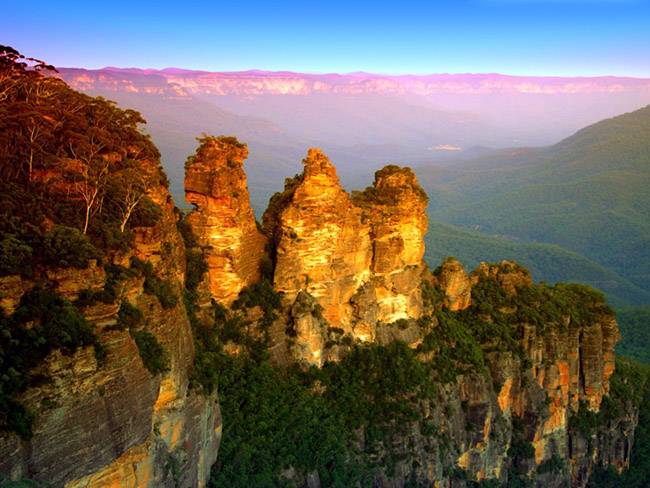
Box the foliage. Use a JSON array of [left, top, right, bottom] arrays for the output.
[[537, 454, 565, 475], [116, 300, 144, 330], [231, 279, 282, 319], [424, 219, 650, 309], [43, 225, 101, 268], [0, 45, 166, 274], [185, 134, 247, 170], [0, 475, 49, 488], [0, 286, 100, 438], [418, 313, 485, 382], [129, 329, 169, 374], [0, 46, 175, 440], [176, 212, 208, 293], [143, 276, 178, 309], [425, 106, 650, 303], [468, 270, 612, 335], [616, 306, 650, 364], [585, 359, 650, 487], [352, 165, 428, 208], [131, 257, 178, 310], [209, 342, 436, 487]]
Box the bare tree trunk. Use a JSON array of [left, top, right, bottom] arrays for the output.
[[83, 203, 91, 235]]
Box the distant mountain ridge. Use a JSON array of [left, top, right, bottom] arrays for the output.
[[63, 67, 650, 96]]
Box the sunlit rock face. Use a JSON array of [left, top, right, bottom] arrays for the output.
[[184, 138, 267, 304], [432, 257, 472, 311], [265, 148, 373, 333], [455, 263, 623, 486], [356, 165, 429, 325], [262, 150, 429, 365]]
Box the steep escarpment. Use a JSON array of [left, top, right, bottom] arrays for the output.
[[204, 256, 630, 487], [184, 135, 266, 305], [0, 47, 219, 487]]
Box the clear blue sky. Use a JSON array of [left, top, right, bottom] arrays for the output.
[[2, 0, 649, 76]]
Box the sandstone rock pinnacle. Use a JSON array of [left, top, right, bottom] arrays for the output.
[[184, 136, 266, 304]]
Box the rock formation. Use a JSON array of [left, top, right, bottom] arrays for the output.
[[353, 165, 428, 324], [260, 150, 429, 364], [0, 163, 220, 487], [264, 149, 373, 331], [333, 262, 626, 488], [184, 136, 266, 304], [432, 256, 472, 311], [0, 130, 635, 488]]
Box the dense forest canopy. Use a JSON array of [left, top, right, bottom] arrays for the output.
[[0, 45, 167, 271]]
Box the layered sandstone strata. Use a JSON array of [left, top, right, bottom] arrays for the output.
[[0, 167, 220, 488], [262, 150, 429, 364], [264, 148, 372, 330], [354, 165, 429, 323], [185, 137, 266, 304]]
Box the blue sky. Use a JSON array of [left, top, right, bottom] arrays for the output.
[[2, 0, 649, 76]]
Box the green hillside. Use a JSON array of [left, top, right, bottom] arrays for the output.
[[422, 106, 650, 299], [424, 220, 650, 308], [616, 306, 650, 364]]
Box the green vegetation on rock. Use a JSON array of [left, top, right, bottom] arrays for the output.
[[425, 220, 650, 308], [0, 287, 102, 438]]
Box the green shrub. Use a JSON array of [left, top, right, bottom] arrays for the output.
[[128, 196, 162, 228], [130, 329, 169, 374], [0, 236, 33, 276], [185, 248, 208, 292], [43, 225, 101, 268], [87, 220, 134, 253], [116, 300, 144, 330], [508, 437, 535, 460], [132, 257, 178, 309], [537, 454, 564, 475], [232, 279, 281, 321], [144, 276, 178, 309]]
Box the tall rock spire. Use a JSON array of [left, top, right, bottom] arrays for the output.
[[184, 136, 266, 304]]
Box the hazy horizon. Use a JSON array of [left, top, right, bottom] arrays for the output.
[[63, 66, 650, 79]]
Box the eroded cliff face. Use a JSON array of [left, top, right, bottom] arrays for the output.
[[0, 170, 220, 488], [257, 150, 429, 365], [393, 262, 626, 488], [184, 137, 266, 305], [265, 149, 372, 336]]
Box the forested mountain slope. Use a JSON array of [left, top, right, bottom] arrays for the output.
[[422, 106, 650, 300]]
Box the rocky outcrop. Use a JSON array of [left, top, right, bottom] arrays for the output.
[[471, 260, 534, 295], [0, 169, 220, 487], [341, 261, 625, 488], [265, 148, 373, 331], [432, 257, 472, 311], [289, 291, 329, 367], [261, 150, 429, 365], [185, 136, 266, 304], [354, 165, 428, 324]]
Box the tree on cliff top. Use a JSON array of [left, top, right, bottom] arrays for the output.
[[0, 45, 164, 240]]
